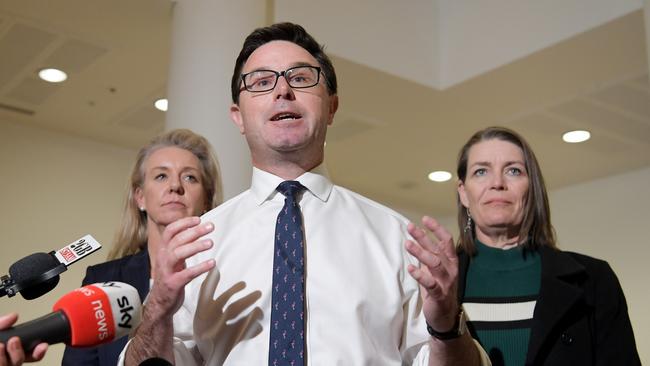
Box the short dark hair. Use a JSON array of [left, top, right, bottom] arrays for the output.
[[456, 126, 557, 255], [231, 22, 338, 104]]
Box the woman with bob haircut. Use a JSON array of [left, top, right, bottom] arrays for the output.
[[454, 126, 639, 365]]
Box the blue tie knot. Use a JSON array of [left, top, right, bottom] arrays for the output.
[[277, 181, 305, 200]]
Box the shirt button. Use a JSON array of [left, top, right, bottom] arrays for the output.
[[560, 332, 574, 345]]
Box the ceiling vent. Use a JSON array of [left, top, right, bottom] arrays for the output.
[[0, 23, 56, 89], [0, 102, 35, 116], [115, 104, 164, 131]]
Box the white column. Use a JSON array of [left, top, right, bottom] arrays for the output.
[[645, 0, 650, 81], [165, 0, 266, 199]]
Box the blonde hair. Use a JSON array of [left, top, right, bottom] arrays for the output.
[[108, 129, 223, 260]]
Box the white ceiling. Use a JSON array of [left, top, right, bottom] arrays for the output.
[[0, 0, 171, 146], [0, 0, 648, 219], [278, 0, 642, 88]]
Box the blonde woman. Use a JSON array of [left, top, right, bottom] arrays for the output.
[[62, 129, 222, 366]]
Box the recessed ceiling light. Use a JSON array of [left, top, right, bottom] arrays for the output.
[[154, 98, 168, 112], [38, 68, 67, 83], [428, 171, 452, 182], [562, 130, 590, 143]]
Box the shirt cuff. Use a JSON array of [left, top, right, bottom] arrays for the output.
[[115, 337, 202, 366], [410, 338, 492, 366]]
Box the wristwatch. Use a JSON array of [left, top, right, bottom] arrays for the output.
[[426, 307, 467, 340]]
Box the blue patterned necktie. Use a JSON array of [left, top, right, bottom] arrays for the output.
[[269, 181, 306, 366]]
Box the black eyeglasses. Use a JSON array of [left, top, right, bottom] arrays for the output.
[[240, 65, 322, 93]]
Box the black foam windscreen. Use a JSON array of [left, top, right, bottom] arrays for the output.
[[8, 253, 61, 300]]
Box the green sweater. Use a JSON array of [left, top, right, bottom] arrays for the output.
[[463, 240, 541, 366]]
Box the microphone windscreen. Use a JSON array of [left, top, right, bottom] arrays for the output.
[[20, 277, 59, 300], [53, 282, 142, 347], [8, 252, 61, 299]]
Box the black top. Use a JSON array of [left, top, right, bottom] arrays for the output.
[[61, 249, 150, 366], [458, 246, 641, 366]]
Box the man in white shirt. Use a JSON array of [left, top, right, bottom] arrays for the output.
[[122, 22, 489, 365]]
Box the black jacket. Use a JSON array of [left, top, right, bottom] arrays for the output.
[[458, 246, 640, 366], [61, 249, 150, 366]]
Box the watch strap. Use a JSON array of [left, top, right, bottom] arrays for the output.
[[426, 308, 466, 340]]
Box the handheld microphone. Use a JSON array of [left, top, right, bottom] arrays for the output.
[[0, 234, 101, 299], [0, 281, 141, 352]]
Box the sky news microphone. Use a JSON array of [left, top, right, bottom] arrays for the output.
[[0, 281, 141, 352], [0, 234, 102, 300]]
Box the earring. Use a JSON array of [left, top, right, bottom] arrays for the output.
[[464, 209, 473, 233], [139, 207, 145, 212]]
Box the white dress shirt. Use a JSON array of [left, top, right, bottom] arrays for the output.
[[119, 166, 490, 365]]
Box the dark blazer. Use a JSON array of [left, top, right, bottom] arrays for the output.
[[62, 249, 150, 366], [458, 246, 640, 366]]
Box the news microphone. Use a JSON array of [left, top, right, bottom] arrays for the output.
[[0, 281, 141, 352], [0, 235, 101, 299]]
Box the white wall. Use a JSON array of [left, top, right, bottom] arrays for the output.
[[0, 120, 136, 365]]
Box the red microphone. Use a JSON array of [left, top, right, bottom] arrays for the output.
[[0, 281, 141, 351]]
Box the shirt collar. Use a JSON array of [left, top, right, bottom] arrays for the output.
[[250, 164, 333, 205]]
